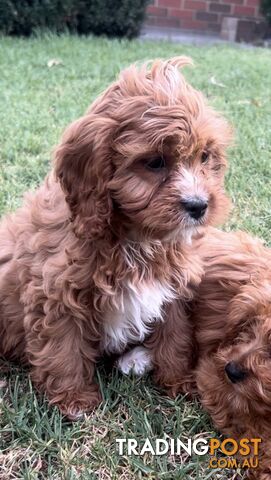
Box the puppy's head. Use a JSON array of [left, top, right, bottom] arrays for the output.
[[55, 57, 232, 241], [197, 281, 271, 431]]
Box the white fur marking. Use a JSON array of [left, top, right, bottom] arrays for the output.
[[117, 346, 153, 376], [102, 280, 175, 354]]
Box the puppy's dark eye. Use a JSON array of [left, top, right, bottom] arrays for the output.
[[201, 151, 209, 164], [146, 156, 166, 171]]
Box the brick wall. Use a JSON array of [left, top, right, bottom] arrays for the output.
[[146, 0, 262, 34]]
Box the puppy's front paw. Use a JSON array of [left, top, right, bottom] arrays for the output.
[[55, 388, 102, 421], [117, 346, 153, 376], [179, 374, 198, 396]]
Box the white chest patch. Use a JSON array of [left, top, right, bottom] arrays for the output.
[[102, 280, 175, 354]]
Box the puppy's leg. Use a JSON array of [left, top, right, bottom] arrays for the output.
[[24, 304, 101, 420], [145, 300, 196, 396]]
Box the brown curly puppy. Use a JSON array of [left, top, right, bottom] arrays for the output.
[[0, 58, 231, 419], [192, 229, 271, 479]]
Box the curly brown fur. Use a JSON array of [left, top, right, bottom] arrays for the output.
[[0, 58, 231, 419], [189, 229, 271, 479]]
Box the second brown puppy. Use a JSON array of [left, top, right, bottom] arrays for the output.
[[191, 228, 271, 479]]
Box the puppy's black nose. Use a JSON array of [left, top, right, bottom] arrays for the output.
[[181, 198, 208, 220], [225, 361, 247, 384]]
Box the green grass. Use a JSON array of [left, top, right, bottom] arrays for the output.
[[0, 34, 270, 480]]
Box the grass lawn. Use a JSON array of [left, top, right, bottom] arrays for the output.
[[0, 34, 270, 480]]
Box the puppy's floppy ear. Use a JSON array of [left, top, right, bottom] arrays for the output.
[[54, 114, 116, 239], [229, 281, 271, 325]]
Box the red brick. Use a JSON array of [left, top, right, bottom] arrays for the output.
[[155, 16, 181, 27], [223, 0, 244, 4], [170, 8, 194, 18], [209, 2, 232, 12], [158, 0, 181, 7], [184, 0, 207, 11], [147, 5, 167, 16], [246, 0, 260, 5], [233, 4, 256, 15], [196, 10, 218, 21]]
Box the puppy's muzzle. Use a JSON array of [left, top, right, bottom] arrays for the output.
[[181, 197, 208, 220], [225, 361, 247, 384]]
